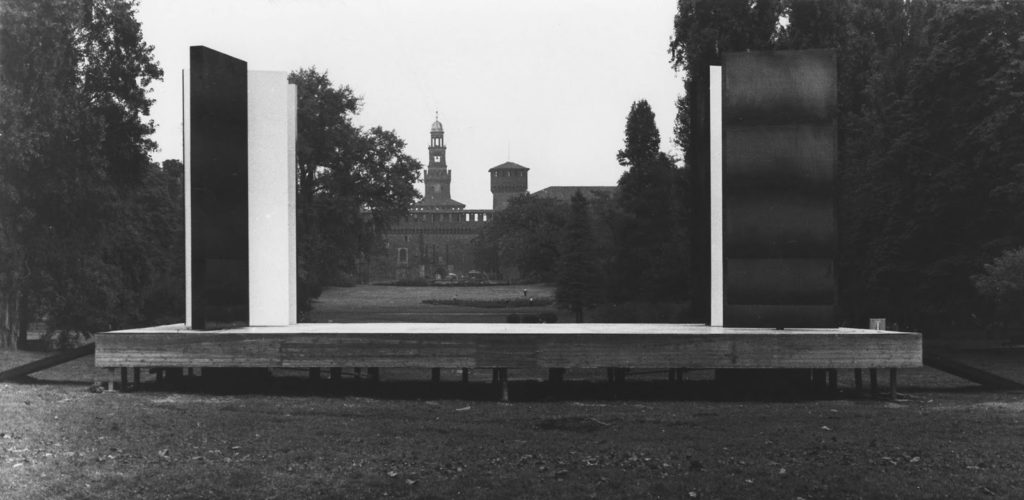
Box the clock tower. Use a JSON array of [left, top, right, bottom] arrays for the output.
[[418, 113, 464, 210]]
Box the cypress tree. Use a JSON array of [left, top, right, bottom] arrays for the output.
[[557, 191, 602, 322]]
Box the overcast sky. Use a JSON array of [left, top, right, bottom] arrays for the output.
[[136, 0, 683, 210]]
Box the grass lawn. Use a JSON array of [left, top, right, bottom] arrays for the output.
[[3, 345, 1024, 499], [303, 285, 567, 323]]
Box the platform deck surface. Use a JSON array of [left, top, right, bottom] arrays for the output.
[[95, 323, 921, 370]]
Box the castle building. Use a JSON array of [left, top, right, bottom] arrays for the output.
[[367, 116, 616, 283], [370, 117, 528, 281]]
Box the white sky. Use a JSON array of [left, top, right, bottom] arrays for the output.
[[136, 0, 683, 210]]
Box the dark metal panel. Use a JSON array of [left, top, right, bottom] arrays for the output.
[[723, 305, 837, 328], [190, 46, 248, 329], [723, 50, 837, 125], [724, 124, 835, 191], [722, 49, 837, 328], [725, 258, 835, 305], [724, 193, 836, 258]]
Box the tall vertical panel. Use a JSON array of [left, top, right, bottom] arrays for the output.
[[189, 46, 248, 329], [722, 50, 837, 328], [247, 72, 297, 326], [709, 66, 724, 327]]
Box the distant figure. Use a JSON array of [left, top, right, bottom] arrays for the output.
[[522, 289, 528, 297]]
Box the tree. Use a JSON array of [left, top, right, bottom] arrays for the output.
[[474, 195, 568, 282], [973, 247, 1024, 327], [667, 0, 1024, 330], [557, 191, 602, 322], [288, 68, 422, 308], [612, 100, 689, 304], [0, 0, 166, 348], [776, 0, 1024, 329]]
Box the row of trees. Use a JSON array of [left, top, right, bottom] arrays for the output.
[[487, 0, 1024, 329], [0, 1, 423, 347], [475, 100, 689, 322], [1, 0, 182, 348], [671, 0, 1024, 330]]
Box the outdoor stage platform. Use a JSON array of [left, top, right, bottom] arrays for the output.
[[95, 324, 921, 395]]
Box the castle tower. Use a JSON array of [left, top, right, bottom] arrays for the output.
[[489, 161, 529, 210], [417, 114, 465, 210]]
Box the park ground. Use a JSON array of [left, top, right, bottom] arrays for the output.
[[2, 285, 1024, 499]]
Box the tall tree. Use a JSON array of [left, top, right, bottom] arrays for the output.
[[475, 195, 568, 282], [556, 191, 602, 322], [612, 100, 689, 304], [0, 0, 166, 347], [288, 68, 422, 308]]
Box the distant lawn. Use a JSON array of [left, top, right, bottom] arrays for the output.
[[422, 297, 555, 308]]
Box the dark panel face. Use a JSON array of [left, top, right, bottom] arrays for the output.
[[190, 46, 248, 329], [724, 50, 837, 124], [723, 50, 837, 327]]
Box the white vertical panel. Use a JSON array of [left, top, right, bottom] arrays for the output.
[[183, 69, 193, 329], [247, 71, 297, 326], [710, 66, 724, 327], [287, 83, 298, 324]]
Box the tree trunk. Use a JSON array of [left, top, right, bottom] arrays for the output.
[[16, 292, 29, 350], [1, 293, 11, 349], [1, 289, 27, 351]]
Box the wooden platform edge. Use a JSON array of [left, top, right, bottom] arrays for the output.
[[94, 324, 922, 370]]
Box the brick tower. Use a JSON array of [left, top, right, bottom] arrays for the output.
[[489, 161, 529, 210]]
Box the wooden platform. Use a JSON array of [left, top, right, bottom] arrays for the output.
[[94, 324, 921, 370]]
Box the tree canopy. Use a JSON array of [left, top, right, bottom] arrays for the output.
[[613, 100, 689, 304], [288, 68, 422, 307], [671, 0, 1024, 330], [1, 0, 175, 347]]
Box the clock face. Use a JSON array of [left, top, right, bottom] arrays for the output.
[[434, 155, 441, 162]]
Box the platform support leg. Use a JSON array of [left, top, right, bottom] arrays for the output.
[[854, 368, 863, 393], [613, 368, 627, 384], [549, 368, 564, 384], [461, 368, 469, 384], [492, 368, 499, 385], [889, 368, 898, 400], [811, 369, 826, 392], [870, 369, 878, 394], [498, 368, 509, 402], [431, 368, 441, 384], [827, 369, 838, 392], [133, 367, 141, 390], [120, 367, 129, 392]]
